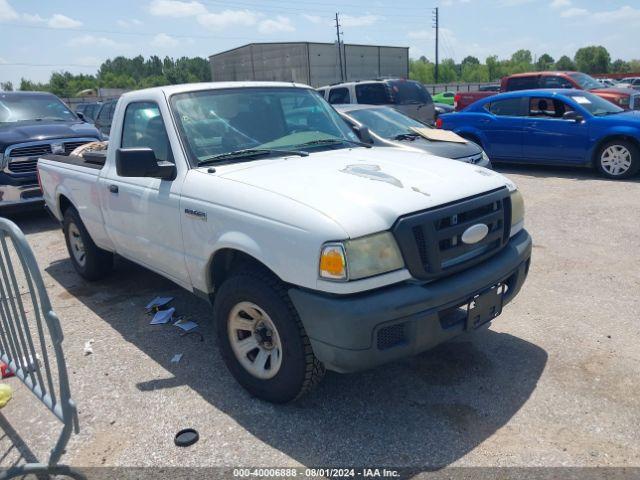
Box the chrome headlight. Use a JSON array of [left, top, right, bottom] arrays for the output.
[[319, 232, 405, 281], [510, 189, 525, 236]]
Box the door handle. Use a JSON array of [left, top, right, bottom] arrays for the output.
[[109, 184, 119, 194]]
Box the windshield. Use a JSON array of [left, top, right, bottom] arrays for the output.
[[348, 106, 425, 140], [564, 91, 624, 116], [388, 80, 432, 105], [0, 94, 77, 123], [568, 73, 604, 90], [171, 87, 359, 164]]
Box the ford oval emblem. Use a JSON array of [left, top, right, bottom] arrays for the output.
[[461, 224, 489, 245]]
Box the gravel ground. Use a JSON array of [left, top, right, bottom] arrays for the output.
[[0, 165, 639, 474]]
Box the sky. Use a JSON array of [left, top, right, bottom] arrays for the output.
[[0, 0, 639, 86]]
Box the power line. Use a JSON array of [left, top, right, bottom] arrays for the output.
[[0, 62, 99, 68], [0, 23, 255, 40], [198, 0, 437, 18], [433, 7, 439, 83]]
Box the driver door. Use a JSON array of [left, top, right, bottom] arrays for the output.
[[100, 99, 190, 287], [522, 97, 589, 163]]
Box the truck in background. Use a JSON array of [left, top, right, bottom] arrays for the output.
[[0, 91, 102, 212], [454, 71, 640, 111]]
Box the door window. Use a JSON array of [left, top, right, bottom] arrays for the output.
[[540, 76, 573, 89], [528, 98, 575, 119], [355, 83, 389, 104], [328, 88, 350, 104], [121, 101, 173, 163], [505, 76, 539, 91], [485, 98, 524, 116]]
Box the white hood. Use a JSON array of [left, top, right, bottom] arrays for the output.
[[215, 148, 515, 238]]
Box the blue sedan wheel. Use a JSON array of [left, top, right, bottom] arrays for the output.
[[597, 140, 639, 179]]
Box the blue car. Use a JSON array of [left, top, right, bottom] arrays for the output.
[[438, 89, 640, 179]]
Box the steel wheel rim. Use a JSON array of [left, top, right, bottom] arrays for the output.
[[68, 223, 86, 267], [601, 145, 632, 176], [228, 301, 283, 379]]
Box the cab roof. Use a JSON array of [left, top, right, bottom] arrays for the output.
[[122, 81, 314, 99]]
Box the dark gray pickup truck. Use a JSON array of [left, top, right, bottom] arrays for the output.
[[0, 91, 101, 211]]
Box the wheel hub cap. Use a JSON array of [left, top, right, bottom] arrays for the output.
[[228, 302, 283, 379], [601, 145, 632, 176], [68, 223, 86, 267]]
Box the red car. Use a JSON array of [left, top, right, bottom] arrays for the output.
[[454, 71, 640, 111]]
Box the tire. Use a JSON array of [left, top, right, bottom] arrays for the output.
[[63, 207, 113, 280], [596, 139, 640, 179], [214, 268, 325, 403]]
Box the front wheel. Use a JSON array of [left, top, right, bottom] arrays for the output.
[[214, 269, 324, 403], [596, 140, 639, 179]]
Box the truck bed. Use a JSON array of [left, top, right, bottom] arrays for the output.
[[40, 151, 106, 170]]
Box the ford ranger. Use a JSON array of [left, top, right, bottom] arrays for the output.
[[38, 82, 531, 403]]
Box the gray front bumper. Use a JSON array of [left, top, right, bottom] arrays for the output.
[[289, 229, 532, 373], [0, 183, 43, 210]]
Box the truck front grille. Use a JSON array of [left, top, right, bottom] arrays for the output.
[[5, 138, 96, 174], [392, 187, 511, 281], [8, 159, 39, 173], [64, 140, 92, 154], [9, 144, 52, 157]]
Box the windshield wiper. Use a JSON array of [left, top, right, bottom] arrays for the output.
[[199, 148, 309, 166], [394, 132, 420, 141], [295, 137, 372, 149]]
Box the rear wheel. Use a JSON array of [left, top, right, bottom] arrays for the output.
[[596, 140, 639, 179], [214, 268, 324, 403], [63, 207, 113, 280]]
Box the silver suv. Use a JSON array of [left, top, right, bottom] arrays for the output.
[[317, 79, 435, 125]]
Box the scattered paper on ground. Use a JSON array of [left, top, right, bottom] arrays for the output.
[[151, 307, 175, 325]]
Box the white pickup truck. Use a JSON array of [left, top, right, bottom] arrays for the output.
[[38, 82, 531, 403]]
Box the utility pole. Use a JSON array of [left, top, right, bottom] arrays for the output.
[[433, 7, 439, 84], [335, 12, 344, 82]]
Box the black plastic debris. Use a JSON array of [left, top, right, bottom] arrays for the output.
[[174, 428, 199, 447]]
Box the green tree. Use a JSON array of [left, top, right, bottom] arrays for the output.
[[536, 53, 555, 71], [628, 59, 640, 72], [511, 49, 533, 65], [555, 55, 576, 71], [574, 46, 610, 74], [0, 81, 13, 91], [485, 55, 509, 81], [611, 59, 631, 73], [461, 55, 480, 66], [19, 78, 48, 91], [438, 58, 458, 83], [461, 63, 489, 82], [409, 58, 434, 84]]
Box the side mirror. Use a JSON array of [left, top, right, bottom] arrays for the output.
[[76, 111, 86, 122], [562, 111, 584, 123], [353, 125, 374, 144], [116, 148, 176, 180]]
